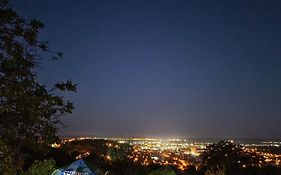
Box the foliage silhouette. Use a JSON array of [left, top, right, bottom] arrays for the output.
[[0, 0, 76, 172], [22, 159, 56, 175], [200, 140, 265, 175]]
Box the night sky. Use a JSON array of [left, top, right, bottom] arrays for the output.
[[12, 0, 281, 139]]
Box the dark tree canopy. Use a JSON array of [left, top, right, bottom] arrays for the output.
[[201, 140, 265, 174], [0, 0, 76, 171]]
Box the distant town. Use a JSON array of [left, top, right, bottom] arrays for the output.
[[52, 137, 281, 170]]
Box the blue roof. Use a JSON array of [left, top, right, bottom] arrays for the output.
[[52, 159, 95, 175]]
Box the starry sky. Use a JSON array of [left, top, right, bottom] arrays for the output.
[[12, 0, 281, 139]]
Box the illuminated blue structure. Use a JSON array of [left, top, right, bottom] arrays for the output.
[[51, 159, 95, 175]]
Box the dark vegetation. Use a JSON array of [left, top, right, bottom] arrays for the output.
[[0, 0, 76, 173], [199, 141, 281, 175]]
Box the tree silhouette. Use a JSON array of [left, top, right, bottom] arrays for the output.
[[22, 159, 56, 175], [0, 0, 76, 172], [0, 140, 14, 174], [200, 140, 265, 175]]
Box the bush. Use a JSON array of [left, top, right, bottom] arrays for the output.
[[0, 140, 15, 175], [23, 159, 56, 175]]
